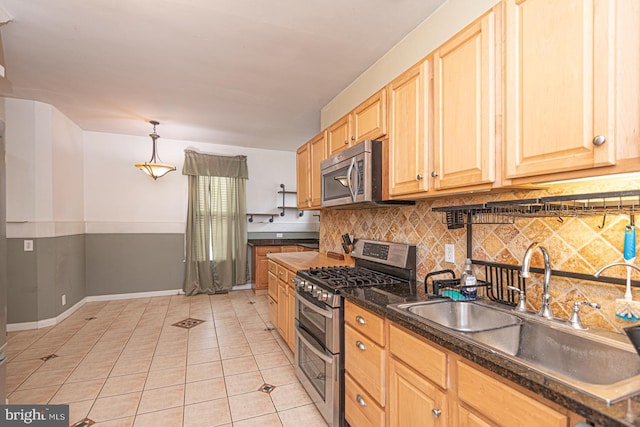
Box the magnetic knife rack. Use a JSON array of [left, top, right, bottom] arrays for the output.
[[432, 190, 640, 306]]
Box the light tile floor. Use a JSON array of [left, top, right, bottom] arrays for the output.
[[6, 290, 328, 427]]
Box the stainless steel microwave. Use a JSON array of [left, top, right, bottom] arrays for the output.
[[320, 140, 414, 209]]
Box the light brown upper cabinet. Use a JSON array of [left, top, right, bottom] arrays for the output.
[[388, 61, 429, 197], [432, 8, 498, 191], [327, 89, 387, 157], [504, 0, 617, 180], [297, 131, 327, 209]]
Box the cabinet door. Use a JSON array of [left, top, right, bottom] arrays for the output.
[[268, 296, 278, 329], [277, 281, 288, 342], [433, 10, 496, 190], [309, 131, 327, 208], [457, 361, 567, 427], [388, 61, 429, 197], [353, 88, 387, 142], [458, 406, 496, 427], [387, 358, 447, 427], [504, 0, 615, 179], [327, 114, 352, 156], [254, 246, 280, 291], [267, 271, 278, 301], [296, 143, 311, 208], [287, 282, 296, 351]]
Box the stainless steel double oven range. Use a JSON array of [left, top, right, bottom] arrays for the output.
[[293, 239, 416, 426]]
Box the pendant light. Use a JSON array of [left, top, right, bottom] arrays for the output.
[[134, 120, 176, 179]]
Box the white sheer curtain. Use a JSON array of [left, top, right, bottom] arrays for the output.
[[182, 150, 248, 294]]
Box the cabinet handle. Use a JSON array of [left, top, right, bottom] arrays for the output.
[[592, 135, 606, 146], [431, 171, 439, 178], [432, 409, 442, 418], [356, 394, 367, 407], [416, 174, 424, 180], [355, 340, 366, 351], [351, 136, 356, 141], [344, 140, 349, 145], [355, 315, 366, 325]]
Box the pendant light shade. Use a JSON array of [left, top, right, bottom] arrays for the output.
[[134, 120, 176, 180]]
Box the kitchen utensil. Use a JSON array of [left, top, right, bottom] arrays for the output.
[[616, 214, 640, 320], [446, 210, 464, 229]]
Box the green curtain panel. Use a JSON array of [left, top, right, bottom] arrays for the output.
[[183, 151, 248, 294]]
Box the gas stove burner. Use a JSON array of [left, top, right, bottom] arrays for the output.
[[306, 266, 403, 289]]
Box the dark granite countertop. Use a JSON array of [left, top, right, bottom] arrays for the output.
[[341, 285, 640, 427], [247, 238, 319, 247]]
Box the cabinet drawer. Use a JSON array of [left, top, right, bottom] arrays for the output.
[[388, 324, 448, 389], [345, 300, 385, 346], [276, 265, 288, 283], [281, 245, 298, 252], [268, 272, 278, 302], [345, 373, 385, 427], [457, 361, 567, 427], [267, 260, 277, 274], [257, 246, 281, 256], [345, 324, 385, 406]]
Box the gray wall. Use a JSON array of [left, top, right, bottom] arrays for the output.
[[85, 233, 184, 296], [7, 234, 86, 324]]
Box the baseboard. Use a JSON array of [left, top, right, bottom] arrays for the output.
[[7, 288, 184, 332], [85, 289, 183, 302]]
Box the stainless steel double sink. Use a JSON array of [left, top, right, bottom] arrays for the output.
[[387, 299, 640, 404]]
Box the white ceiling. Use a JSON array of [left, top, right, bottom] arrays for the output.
[[0, 0, 445, 151]]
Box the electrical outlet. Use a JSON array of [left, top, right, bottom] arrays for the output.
[[24, 240, 33, 252], [444, 244, 455, 263], [276, 233, 283, 238], [62, 294, 66, 306]]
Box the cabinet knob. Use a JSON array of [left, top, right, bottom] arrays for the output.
[[592, 135, 607, 146], [355, 315, 366, 325], [416, 174, 424, 180], [344, 140, 349, 145], [355, 340, 366, 351], [431, 171, 439, 178], [356, 394, 367, 407], [432, 409, 442, 418], [351, 136, 356, 141]]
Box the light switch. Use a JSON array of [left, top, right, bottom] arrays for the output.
[[24, 240, 33, 252]]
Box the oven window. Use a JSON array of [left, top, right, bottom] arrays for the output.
[[298, 300, 329, 340], [297, 330, 329, 400]]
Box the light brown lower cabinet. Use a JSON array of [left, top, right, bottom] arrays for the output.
[[344, 301, 587, 427], [387, 357, 448, 426]]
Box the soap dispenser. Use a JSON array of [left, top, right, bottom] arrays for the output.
[[460, 258, 477, 299]]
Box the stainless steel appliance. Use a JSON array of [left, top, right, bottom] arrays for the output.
[[293, 239, 416, 426], [320, 140, 413, 209]]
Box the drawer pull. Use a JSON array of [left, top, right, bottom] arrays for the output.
[[356, 394, 367, 407], [432, 408, 442, 418], [355, 315, 366, 325], [355, 340, 366, 351]]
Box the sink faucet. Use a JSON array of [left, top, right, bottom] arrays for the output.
[[521, 242, 553, 319], [594, 262, 640, 277]]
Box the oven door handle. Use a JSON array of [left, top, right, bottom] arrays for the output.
[[296, 292, 333, 319], [346, 157, 357, 202], [296, 328, 334, 364]]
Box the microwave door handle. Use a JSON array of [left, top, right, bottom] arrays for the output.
[[347, 158, 358, 202]]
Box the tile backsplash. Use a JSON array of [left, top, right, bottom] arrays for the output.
[[320, 176, 640, 332]]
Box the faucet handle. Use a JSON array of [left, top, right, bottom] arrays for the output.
[[506, 286, 527, 312], [567, 301, 601, 330]]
